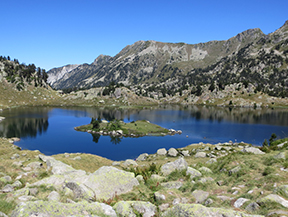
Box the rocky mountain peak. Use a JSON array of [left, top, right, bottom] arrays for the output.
[[92, 54, 111, 66], [234, 28, 264, 42]]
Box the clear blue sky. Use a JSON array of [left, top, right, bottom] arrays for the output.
[[1, 0, 287, 70]]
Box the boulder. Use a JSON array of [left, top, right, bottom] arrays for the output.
[[1, 184, 14, 193], [0, 176, 12, 183], [123, 159, 138, 167], [0, 211, 8, 217], [242, 147, 265, 155], [245, 202, 260, 212], [161, 158, 188, 176], [114, 201, 157, 217], [10, 201, 117, 217], [136, 153, 149, 161], [195, 152, 207, 158], [83, 166, 139, 200], [257, 194, 288, 208], [154, 192, 166, 201], [157, 148, 167, 156], [186, 167, 202, 179], [162, 203, 264, 217], [65, 181, 95, 200], [191, 190, 209, 203], [26, 161, 43, 170], [168, 148, 178, 157], [181, 150, 190, 157], [234, 198, 250, 208]]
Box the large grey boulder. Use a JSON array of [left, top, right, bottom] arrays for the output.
[[114, 201, 157, 217], [65, 181, 95, 201], [162, 203, 264, 217], [83, 166, 139, 200], [257, 194, 288, 208], [161, 158, 188, 176], [11, 200, 117, 217], [234, 198, 250, 208], [195, 152, 206, 158], [136, 153, 149, 161]]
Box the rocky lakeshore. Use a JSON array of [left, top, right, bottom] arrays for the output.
[[0, 137, 288, 216]]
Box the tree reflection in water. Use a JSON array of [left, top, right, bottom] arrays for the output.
[[110, 136, 122, 145]]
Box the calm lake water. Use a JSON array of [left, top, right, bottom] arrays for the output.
[[0, 105, 288, 161]]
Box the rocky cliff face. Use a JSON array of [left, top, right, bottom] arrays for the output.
[[47, 26, 266, 90], [47, 64, 79, 86]]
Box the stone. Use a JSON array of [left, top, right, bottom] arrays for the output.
[[11, 153, 20, 159], [136, 153, 149, 161], [112, 161, 120, 166], [157, 148, 167, 156], [113, 201, 157, 217], [267, 210, 288, 216], [154, 192, 166, 201], [191, 190, 209, 203], [159, 203, 170, 211], [162, 203, 263, 217], [65, 181, 95, 201], [274, 152, 286, 160], [245, 202, 260, 212], [73, 156, 81, 160], [205, 198, 214, 205], [83, 166, 139, 201], [242, 147, 265, 155], [123, 159, 138, 167], [29, 187, 38, 196], [161, 181, 183, 189], [195, 152, 206, 158], [11, 201, 117, 217], [234, 198, 250, 208], [181, 150, 190, 157], [257, 194, 288, 208], [1, 184, 14, 193], [161, 158, 188, 176], [26, 161, 43, 169], [17, 195, 36, 202], [47, 191, 60, 201], [136, 175, 144, 183], [229, 166, 241, 175], [198, 166, 212, 174], [0, 211, 8, 217], [0, 176, 12, 183], [198, 177, 214, 184], [173, 198, 181, 205], [277, 141, 288, 148], [168, 148, 178, 157], [12, 180, 22, 188], [186, 167, 202, 179]]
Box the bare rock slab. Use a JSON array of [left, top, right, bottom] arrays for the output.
[[83, 166, 139, 201]]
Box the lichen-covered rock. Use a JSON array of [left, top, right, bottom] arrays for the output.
[[257, 194, 288, 208], [198, 166, 212, 174], [123, 159, 138, 167], [11, 200, 116, 217], [245, 202, 260, 212], [154, 192, 166, 201], [186, 167, 202, 179], [83, 166, 139, 200], [65, 181, 95, 200], [161, 158, 187, 176], [162, 203, 264, 217], [114, 201, 157, 217]]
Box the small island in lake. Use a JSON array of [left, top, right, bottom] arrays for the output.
[[74, 118, 182, 137]]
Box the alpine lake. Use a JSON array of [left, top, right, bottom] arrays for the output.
[[0, 105, 288, 161]]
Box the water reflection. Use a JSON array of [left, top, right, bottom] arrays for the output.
[[0, 107, 49, 138]]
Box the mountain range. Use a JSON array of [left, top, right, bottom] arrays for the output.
[[47, 21, 288, 98]]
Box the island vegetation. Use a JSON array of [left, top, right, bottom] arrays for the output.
[[74, 118, 181, 137]]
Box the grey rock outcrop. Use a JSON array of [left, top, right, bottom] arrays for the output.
[[157, 148, 167, 156], [257, 194, 288, 208], [186, 167, 202, 179], [191, 190, 209, 203], [242, 147, 265, 155], [168, 148, 178, 157], [136, 153, 148, 161]]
